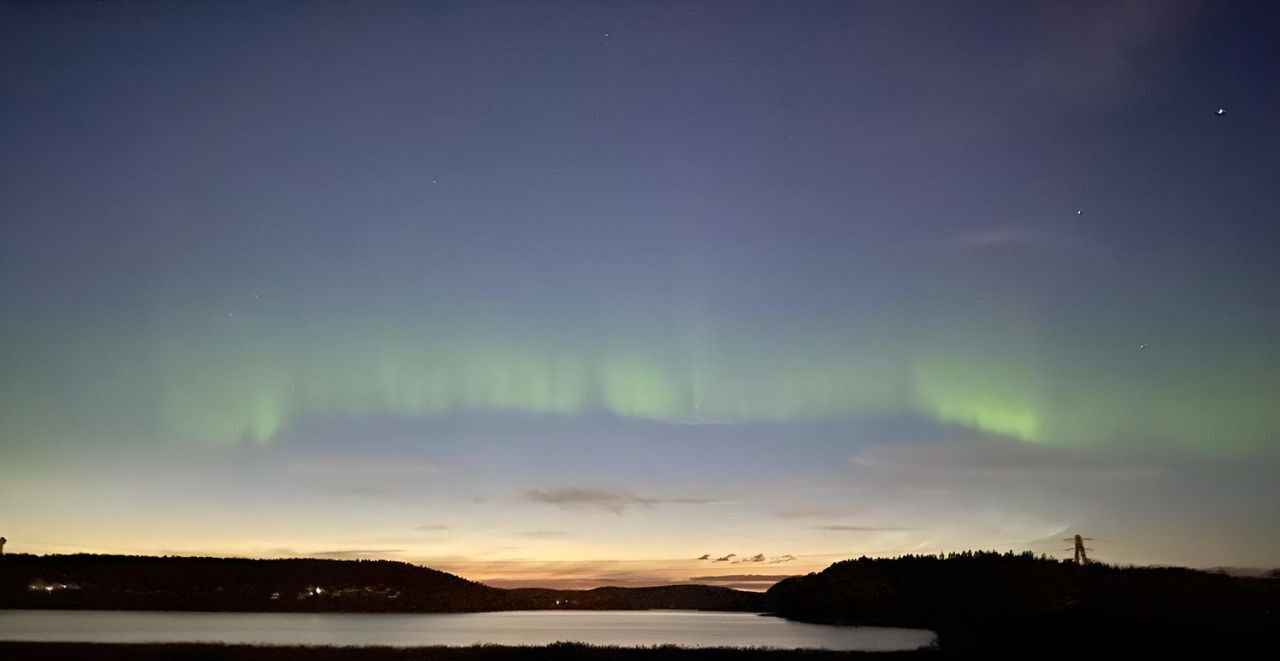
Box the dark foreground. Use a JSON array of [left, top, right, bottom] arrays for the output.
[[0, 642, 932, 661]]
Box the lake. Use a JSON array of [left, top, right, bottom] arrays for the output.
[[0, 609, 936, 651]]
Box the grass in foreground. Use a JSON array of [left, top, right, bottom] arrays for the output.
[[0, 641, 936, 660]]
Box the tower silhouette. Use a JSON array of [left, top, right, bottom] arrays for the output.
[[1063, 534, 1093, 565]]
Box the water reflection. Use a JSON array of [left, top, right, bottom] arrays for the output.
[[0, 610, 936, 651]]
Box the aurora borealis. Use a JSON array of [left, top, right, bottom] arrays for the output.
[[3, 1, 1280, 583]]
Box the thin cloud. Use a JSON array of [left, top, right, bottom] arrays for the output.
[[666, 497, 722, 505], [1031, 0, 1205, 106], [707, 552, 796, 564], [287, 456, 445, 478], [311, 549, 404, 558], [523, 488, 716, 514], [850, 435, 1164, 476], [813, 525, 919, 532], [415, 524, 451, 532], [953, 225, 1102, 258]]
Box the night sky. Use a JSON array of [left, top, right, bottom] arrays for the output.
[[2, 1, 1279, 587]]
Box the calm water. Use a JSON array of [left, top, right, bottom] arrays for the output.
[[0, 609, 936, 651]]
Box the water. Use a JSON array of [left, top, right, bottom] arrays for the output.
[[0, 609, 936, 651]]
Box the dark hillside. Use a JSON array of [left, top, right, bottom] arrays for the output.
[[0, 554, 504, 612], [765, 551, 1280, 652], [0, 554, 759, 613]]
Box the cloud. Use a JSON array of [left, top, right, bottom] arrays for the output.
[[523, 488, 655, 514], [850, 434, 1161, 476], [1030, 0, 1206, 106], [286, 455, 445, 478], [813, 525, 919, 532], [666, 497, 722, 505], [705, 553, 796, 564], [415, 524, 450, 532], [951, 223, 1111, 260], [310, 549, 404, 558], [522, 488, 716, 514], [255, 547, 406, 560], [515, 530, 570, 538], [696, 554, 710, 560], [956, 226, 1047, 251]]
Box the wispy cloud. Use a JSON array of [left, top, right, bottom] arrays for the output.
[[952, 224, 1102, 258], [523, 488, 716, 514], [813, 525, 919, 532], [1030, 0, 1205, 106], [850, 435, 1163, 476], [310, 549, 404, 559], [703, 553, 796, 564], [515, 530, 570, 538], [733, 553, 797, 564], [287, 455, 445, 478]]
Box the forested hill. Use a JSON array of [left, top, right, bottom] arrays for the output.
[[0, 554, 761, 613], [0, 554, 504, 612], [766, 551, 1280, 652]]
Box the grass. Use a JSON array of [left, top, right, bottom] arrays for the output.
[[0, 641, 938, 660]]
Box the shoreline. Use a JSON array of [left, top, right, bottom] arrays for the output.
[[0, 642, 937, 660]]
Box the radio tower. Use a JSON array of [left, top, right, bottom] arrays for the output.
[[1063, 534, 1093, 565]]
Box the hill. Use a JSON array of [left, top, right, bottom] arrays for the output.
[[765, 550, 1280, 652], [0, 554, 761, 613], [0, 554, 505, 612]]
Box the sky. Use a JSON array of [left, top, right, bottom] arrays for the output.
[[2, 0, 1279, 588]]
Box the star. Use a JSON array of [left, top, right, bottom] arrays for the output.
[[1076, 209, 1083, 215], [1216, 108, 1226, 116], [1139, 343, 1147, 350]]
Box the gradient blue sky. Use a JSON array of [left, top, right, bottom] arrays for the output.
[[2, 0, 1279, 586]]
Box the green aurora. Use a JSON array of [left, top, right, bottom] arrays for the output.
[[4, 294, 1276, 455]]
